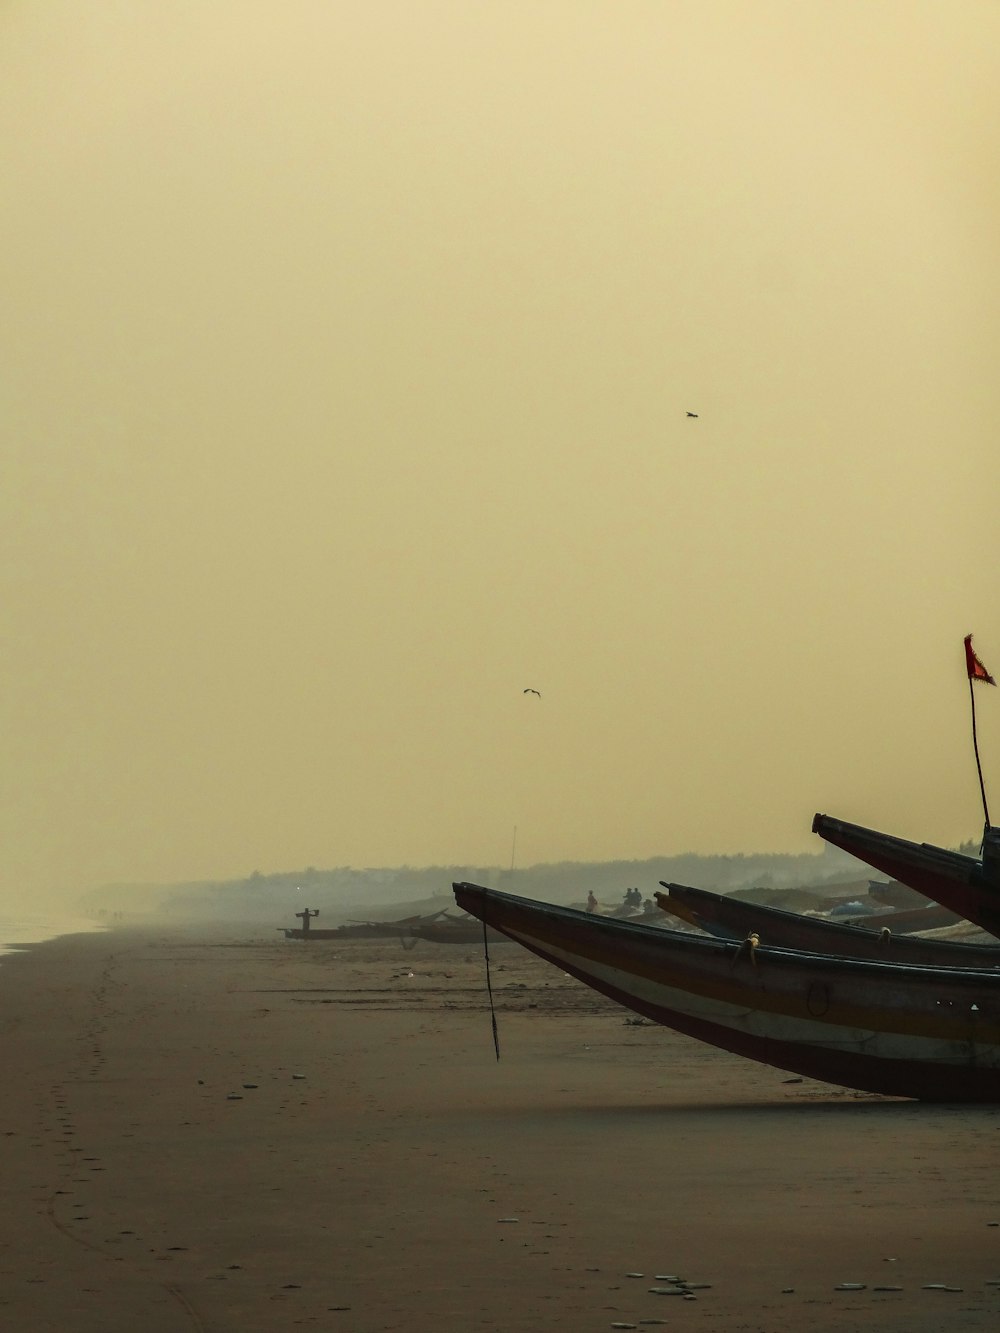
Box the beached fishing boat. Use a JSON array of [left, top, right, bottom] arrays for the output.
[[836, 901, 961, 932], [281, 927, 345, 940], [282, 923, 427, 940], [452, 882, 1000, 1101], [813, 814, 1000, 940], [280, 922, 415, 940], [655, 882, 1000, 968], [408, 911, 509, 944], [280, 911, 446, 941]]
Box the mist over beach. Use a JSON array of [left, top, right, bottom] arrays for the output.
[[2, 2, 998, 915]]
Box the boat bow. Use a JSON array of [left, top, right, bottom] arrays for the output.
[[655, 882, 1000, 968], [812, 813, 1000, 939], [453, 880, 1000, 1102]]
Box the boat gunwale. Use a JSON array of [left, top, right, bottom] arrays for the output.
[[452, 881, 1000, 988], [812, 813, 983, 883], [656, 881, 1000, 960]]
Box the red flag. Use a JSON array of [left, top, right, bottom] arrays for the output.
[[965, 634, 996, 686]]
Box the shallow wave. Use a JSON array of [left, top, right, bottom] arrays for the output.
[[0, 914, 105, 959]]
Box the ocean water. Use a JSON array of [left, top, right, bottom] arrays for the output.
[[0, 911, 105, 961]]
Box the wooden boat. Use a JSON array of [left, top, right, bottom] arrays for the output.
[[280, 923, 416, 940], [813, 814, 1000, 940], [655, 882, 1000, 968], [836, 902, 961, 932], [452, 881, 1000, 1101], [279, 910, 508, 946], [281, 927, 345, 940], [280, 912, 445, 941], [407, 912, 509, 945]]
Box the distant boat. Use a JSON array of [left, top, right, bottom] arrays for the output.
[[279, 911, 447, 941], [837, 901, 962, 932], [279, 908, 510, 945], [407, 911, 509, 945], [453, 881, 1000, 1102], [656, 881, 1000, 968], [813, 814, 1000, 939]]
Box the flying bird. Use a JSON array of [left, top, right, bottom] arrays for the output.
[[523, 688, 541, 697], [686, 411, 699, 418]]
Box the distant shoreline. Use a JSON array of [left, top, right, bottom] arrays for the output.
[[0, 912, 106, 960]]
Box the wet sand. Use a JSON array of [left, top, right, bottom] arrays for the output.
[[2, 923, 1000, 1332]]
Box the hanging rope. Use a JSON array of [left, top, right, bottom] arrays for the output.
[[482, 902, 501, 1061]]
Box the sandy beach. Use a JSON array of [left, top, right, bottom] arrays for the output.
[[2, 923, 1000, 1333]]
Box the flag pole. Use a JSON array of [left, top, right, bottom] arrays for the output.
[[969, 673, 992, 832], [965, 634, 995, 839]]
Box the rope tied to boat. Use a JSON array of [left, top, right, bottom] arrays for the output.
[[731, 931, 760, 969], [482, 896, 501, 1061]]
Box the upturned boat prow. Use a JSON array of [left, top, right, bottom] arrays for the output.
[[453, 881, 1000, 1102], [812, 813, 1000, 939], [655, 881, 1000, 967]]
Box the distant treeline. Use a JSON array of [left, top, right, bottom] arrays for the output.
[[79, 839, 914, 926]]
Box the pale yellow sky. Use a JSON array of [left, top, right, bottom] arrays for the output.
[[2, 2, 998, 904]]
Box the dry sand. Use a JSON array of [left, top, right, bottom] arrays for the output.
[[2, 922, 1000, 1333]]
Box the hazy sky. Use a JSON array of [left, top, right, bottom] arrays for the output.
[[3, 2, 999, 905]]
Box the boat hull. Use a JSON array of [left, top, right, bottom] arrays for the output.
[[281, 928, 344, 940], [280, 921, 420, 940], [409, 920, 509, 944], [656, 882, 1000, 968], [453, 882, 1000, 1102]]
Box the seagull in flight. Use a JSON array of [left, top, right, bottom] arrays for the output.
[[523, 688, 541, 697]]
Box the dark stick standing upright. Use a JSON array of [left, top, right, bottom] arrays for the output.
[[964, 633, 996, 834]]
